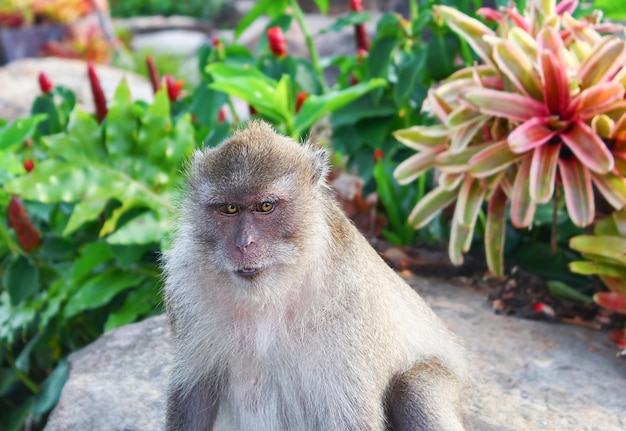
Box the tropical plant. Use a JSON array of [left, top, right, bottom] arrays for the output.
[[393, 0, 626, 275], [0, 66, 198, 430]]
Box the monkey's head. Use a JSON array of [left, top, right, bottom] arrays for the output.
[[183, 120, 331, 288]]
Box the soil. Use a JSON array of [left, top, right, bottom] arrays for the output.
[[372, 240, 626, 334]]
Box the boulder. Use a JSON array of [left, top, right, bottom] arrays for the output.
[[0, 57, 153, 122], [44, 274, 626, 431]]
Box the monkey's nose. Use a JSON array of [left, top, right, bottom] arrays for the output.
[[235, 233, 254, 252]]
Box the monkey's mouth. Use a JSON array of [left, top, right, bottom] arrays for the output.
[[236, 267, 262, 278]]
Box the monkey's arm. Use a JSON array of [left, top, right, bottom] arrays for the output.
[[387, 360, 465, 431], [166, 372, 220, 431]]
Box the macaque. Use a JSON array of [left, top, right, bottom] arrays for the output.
[[162, 120, 468, 431]]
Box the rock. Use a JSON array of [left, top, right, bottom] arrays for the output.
[[44, 314, 170, 431], [45, 274, 626, 431], [0, 57, 153, 122]]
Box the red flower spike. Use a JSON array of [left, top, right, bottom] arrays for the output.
[[165, 75, 184, 102], [38, 72, 53, 94], [145, 55, 160, 94], [350, 0, 364, 12], [295, 91, 308, 113], [267, 26, 288, 58], [7, 195, 41, 252], [87, 62, 108, 123], [355, 24, 370, 52], [23, 159, 34, 173], [373, 149, 384, 163]]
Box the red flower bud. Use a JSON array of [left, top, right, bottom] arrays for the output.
[[532, 302, 555, 317], [609, 329, 626, 349], [165, 75, 184, 102], [249, 105, 258, 116], [38, 72, 53, 94], [373, 149, 384, 163], [212, 37, 222, 47], [7, 195, 41, 252], [350, 0, 364, 12], [87, 62, 108, 123], [23, 159, 34, 173], [145, 55, 160, 94], [350, 73, 359, 86], [295, 91, 308, 113], [217, 107, 227, 123], [267, 26, 288, 58]]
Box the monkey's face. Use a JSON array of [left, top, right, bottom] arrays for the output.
[[200, 189, 300, 282], [184, 121, 329, 287]]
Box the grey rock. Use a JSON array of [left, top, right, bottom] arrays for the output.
[[45, 274, 626, 431], [0, 57, 153, 122]]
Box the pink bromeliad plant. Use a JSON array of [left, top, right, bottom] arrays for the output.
[[393, 0, 626, 276]]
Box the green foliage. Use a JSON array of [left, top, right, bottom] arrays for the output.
[[109, 0, 226, 20], [0, 78, 199, 429], [591, 0, 626, 20], [569, 210, 626, 313]]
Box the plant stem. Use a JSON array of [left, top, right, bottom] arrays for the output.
[[551, 190, 559, 254], [409, 0, 418, 22], [289, 0, 327, 91]]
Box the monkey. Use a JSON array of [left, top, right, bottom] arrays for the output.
[[162, 120, 468, 431]]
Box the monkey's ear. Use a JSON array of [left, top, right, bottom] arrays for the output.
[[311, 148, 330, 185]]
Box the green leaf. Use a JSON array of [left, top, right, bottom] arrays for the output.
[[331, 94, 396, 127], [547, 280, 593, 303], [3, 256, 39, 306], [44, 109, 105, 162], [287, 58, 324, 95], [5, 160, 173, 218], [320, 12, 370, 33], [234, 0, 289, 39], [63, 198, 108, 236], [569, 260, 626, 278], [188, 84, 228, 128], [32, 359, 68, 415], [31, 95, 61, 135], [311, 0, 329, 13], [569, 235, 626, 265], [105, 80, 138, 158], [368, 36, 398, 78], [0, 115, 45, 150], [71, 242, 114, 281], [0, 368, 19, 396], [106, 211, 166, 245], [104, 282, 158, 331], [206, 64, 286, 124], [393, 47, 426, 106], [293, 78, 386, 134], [137, 90, 173, 169], [64, 269, 145, 319]]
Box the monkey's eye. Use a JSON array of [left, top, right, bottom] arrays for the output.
[[255, 202, 274, 213], [218, 204, 239, 215]]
